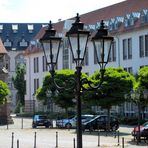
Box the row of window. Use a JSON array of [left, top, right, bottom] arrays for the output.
[[33, 34, 148, 73], [0, 24, 47, 33], [122, 34, 148, 60], [85, 9, 148, 31], [139, 35, 148, 57], [4, 38, 28, 47]]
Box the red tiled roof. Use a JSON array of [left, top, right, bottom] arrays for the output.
[[25, 0, 148, 55], [36, 0, 148, 40], [79, 0, 148, 24], [35, 21, 64, 40], [0, 38, 7, 54]]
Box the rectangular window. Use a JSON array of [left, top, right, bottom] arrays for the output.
[[145, 35, 148, 56], [124, 67, 133, 74], [94, 48, 97, 64], [83, 47, 89, 66], [128, 38, 132, 59], [139, 34, 148, 58], [123, 38, 132, 60], [28, 24, 34, 33], [34, 78, 39, 94], [128, 67, 133, 74], [63, 48, 69, 69], [42, 56, 48, 72], [139, 36, 144, 57], [34, 57, 39, 73], [123, 39, 127, 60], [109, 41, 116, 62], [0, 25, 3, 33], [12, 24, 18, 33]]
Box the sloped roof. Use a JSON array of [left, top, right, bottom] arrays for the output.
[[0, 38, 7, 54], [35, 21, 64, 40], [25, 0, 148, 55], [35, 0, 148, 39], [79, 0, 148, 24]]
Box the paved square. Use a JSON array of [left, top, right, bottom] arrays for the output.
[[0, 117, 148, 148]]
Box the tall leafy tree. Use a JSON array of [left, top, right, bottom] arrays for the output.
[[36, 69, 88, 114], [12, 64, 26, 106], [0, 80, 10, 104], [84, 67, 135, 130], [133, 66, 148, 119], [138, 66, 148, 90]]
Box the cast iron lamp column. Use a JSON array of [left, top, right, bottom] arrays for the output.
[[40, 13, 114, 148], [66, 13, 90, 148], [66, 14, 113, 148]]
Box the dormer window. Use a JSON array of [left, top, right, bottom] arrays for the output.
[[19, 39, 28, 47], [28, 24, 34, 33], [0, 25, 3, 33], [114, 17, 124, 30], [12, 24, 18, 33], [140, 9, 148, 23], [124, 14, 131, 27], [42, 24, 47, 28], [124, 12, 140, 28], [4, 39, 12, 47], [109, 18, 115, 30]]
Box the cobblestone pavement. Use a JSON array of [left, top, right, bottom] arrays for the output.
[[0, 116, 148, 148]]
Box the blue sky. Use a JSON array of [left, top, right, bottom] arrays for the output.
[[0, 0, 125, 23]]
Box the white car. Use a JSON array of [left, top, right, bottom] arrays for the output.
[[56, 114, 94, 128]]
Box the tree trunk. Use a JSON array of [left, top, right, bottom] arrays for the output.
[[137, 102, 141, 144], [107, 107, 111, 131]]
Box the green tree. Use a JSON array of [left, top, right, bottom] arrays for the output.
[[12, 64, 26, 106], [36, 69, 88, 115], [84, 67, 135, 130], [133, 66, 148, 120], [138, 66, 148, 89], [0, 80, 10, 104]]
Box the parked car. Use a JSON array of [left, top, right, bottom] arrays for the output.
[[82, 115, 119, 132], [56, 114, 94, 128], [132, 121, 148, 139], [32, 115, 52, 128]]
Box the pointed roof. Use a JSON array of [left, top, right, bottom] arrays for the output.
[[0, 38, 7, 54]]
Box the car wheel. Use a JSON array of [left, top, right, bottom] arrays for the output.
[[65, 123, 72, 129], [111, 125, 117, 131], [82, 127, 85, 132], [32, 124, 37, 128], [89, 126, 94, 132]]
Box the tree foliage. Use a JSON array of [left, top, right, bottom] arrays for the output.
[[36, 69, 88, 112], [137, 66, 148, 89], [84, 67, 135, 109], [132, 66, 148, 111], [0, 80, 10, 104], [12, 64, 26, 106]]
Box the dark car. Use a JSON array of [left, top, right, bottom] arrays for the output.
[[32, 115, 51, 128], [132, 121, 148, 139], [82, 115, 119, 132]]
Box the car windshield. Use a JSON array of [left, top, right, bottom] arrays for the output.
[[143, 122, 148, 127], [39, 116, 47, 119]]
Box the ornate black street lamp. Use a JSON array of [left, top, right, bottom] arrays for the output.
[[40, 21, 62, 77], [40, 13, 113, 148]]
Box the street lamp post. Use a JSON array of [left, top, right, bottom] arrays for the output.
[[40, 13, 113, 148]]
